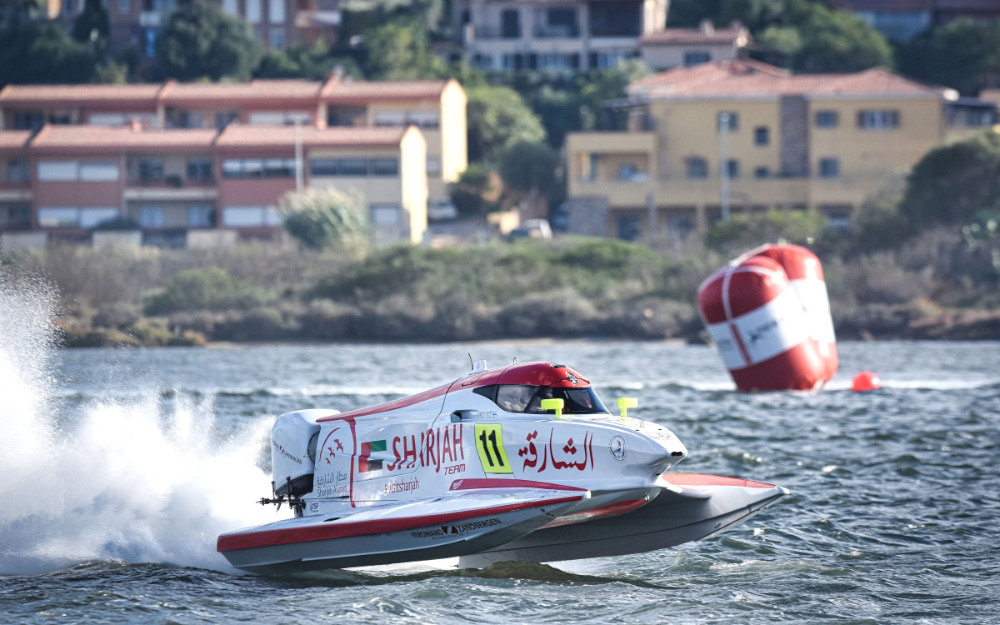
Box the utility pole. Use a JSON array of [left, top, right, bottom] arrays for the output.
[[719, 111, 730, 223], [294, 118, 304, 194]]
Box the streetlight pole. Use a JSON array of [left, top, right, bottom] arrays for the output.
[[294, 118, 304, 194], [719, 111, 730, 223]]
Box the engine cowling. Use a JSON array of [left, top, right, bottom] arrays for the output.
[[270, 409, 331, 497]]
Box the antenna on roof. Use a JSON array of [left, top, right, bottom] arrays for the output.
[[468, 353, 473, 370], [513, 357, 519, 364]]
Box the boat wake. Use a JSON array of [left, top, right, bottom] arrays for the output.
[[0, 271, 276, 575]]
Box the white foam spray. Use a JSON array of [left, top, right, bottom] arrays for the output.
[[0, 270, 279, 574]]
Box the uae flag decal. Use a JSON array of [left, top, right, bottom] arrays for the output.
[[359, 440, 386, 473]]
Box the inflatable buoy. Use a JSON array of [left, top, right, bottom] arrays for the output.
[[851, 371, 881, 392], [697, 244, 838, 392]]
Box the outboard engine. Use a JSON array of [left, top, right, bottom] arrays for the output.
[[270, 409, 332, 498]]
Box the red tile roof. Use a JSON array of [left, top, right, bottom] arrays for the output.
[[215, 124, 408, 149], [0, 130, 32, 150], [630, 60, 951, 99], [29, 125, 218, 151], [160, 80, 323, 104], [321, 79, 450, 102], [0, 79, 458, 111], [0, 83, 165, 106]]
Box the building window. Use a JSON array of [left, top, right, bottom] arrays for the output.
[[426, 157, 441, 176], [245, 0, 261, 22], [269, 29, 285, 49], [501, 8, 520, 39], [754, 166, 770, 179], [616, 215, 641, 241], [187, 157, 213, 180], [269, 0, 285, 23], [13, 112, 44, 130], [118, 0, 129, 15], [222, 205, 281, 227], [717, 111, 738, 131], [7, 160, 30, 182], [37, 160, 118, 182], [857, 109, 899, 130], [371, 158, 399, 176], [187, 203, 214, 227], [754, 126, 769, 146], [144, 28, 158, 58], [371, 204, 400, 227], [815, 110, 839, 128], [683, 51, 710, 66], [685, 157, 708, 179], [138, 157, 164, 182], [80, 208, 120, 228], [819, 158, 840, 178], [310, 158, 395, 177], [0, 203, 31, 227], [725, 159, 740, 179], [37, 206, 118, 229], [139, 204, 165, 227], [222, 158, 294, 178]]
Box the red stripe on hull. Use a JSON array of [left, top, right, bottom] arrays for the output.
[[217, 495, 586, 553], [450, 478, 588, 493]]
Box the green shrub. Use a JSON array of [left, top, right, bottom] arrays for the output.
[[144, 267, 267, 315]]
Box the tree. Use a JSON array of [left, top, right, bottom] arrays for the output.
[[899, 132, 1000, 229], [466, 85, 546, 164], [499, 141, 560, 198], [450, 163, 497, 215], [757, 0, 893, 73], [255, 41, 362, 80], [896, 18, 1000, 96], [72, 0, 110, 56], [361, 18, 445, 79], [280, 187, 369, 251], [704, 209, 827, 252], [0, 21, 100, 87], [155, 1, 262, 82]]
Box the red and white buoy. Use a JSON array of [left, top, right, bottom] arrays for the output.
[[851, 370, 881, 392], [697, 244, 838, 392]]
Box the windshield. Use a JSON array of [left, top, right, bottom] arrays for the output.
[[475, 384, 610, 415]]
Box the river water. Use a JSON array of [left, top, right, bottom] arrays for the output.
[[1, 284, 998, 623]]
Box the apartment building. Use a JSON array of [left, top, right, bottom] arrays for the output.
[[54, 0, 340, 59], [453, 0, 669, 72], [0, 122, 426, 249], [0, 77, 467, 244], [564, 60, 997, 240], [639, 20, 750, 71], [829, 0, 1000, 41]]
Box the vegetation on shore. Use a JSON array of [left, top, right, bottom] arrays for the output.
[[2, 208, 999, 347]]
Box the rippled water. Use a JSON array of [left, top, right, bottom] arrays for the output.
[[2, 331, 998, 623]]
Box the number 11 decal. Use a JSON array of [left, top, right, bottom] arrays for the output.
[[475, 424, 512, 474]]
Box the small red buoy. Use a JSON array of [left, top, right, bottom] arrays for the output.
[[852, 371, 881, 392]]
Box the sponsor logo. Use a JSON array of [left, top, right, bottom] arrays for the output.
[[273, 441, 303, 465], [609, 435, 627, 462], [410, 517, 502, 539], [384, 477, 420, 495]]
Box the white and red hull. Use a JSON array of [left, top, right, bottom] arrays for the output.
[[218, 361, 789, 573]]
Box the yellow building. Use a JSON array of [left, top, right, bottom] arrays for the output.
[[565, 60, 984, 239]]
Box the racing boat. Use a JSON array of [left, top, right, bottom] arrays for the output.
[[218, 361, 788, 573]]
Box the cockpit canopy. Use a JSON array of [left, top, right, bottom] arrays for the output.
[[473, 383, 609, 415]]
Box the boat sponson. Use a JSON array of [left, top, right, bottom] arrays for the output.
[[218, 486, 589, 573], [457, 473, 788, 567]]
